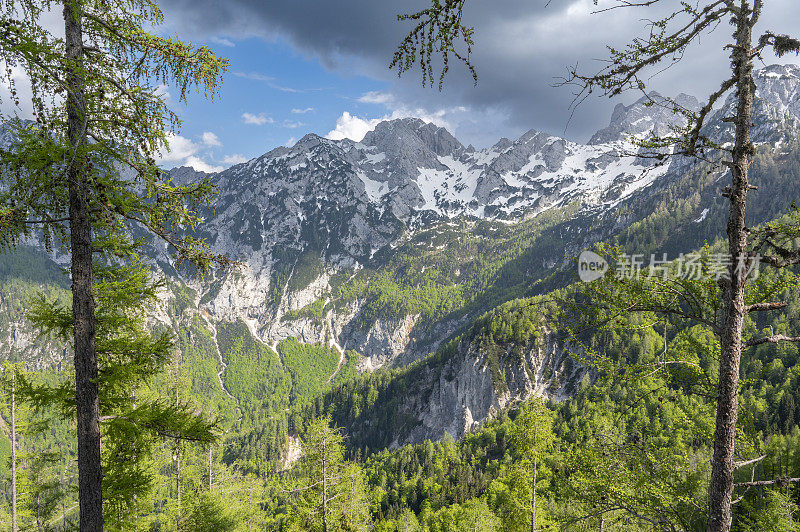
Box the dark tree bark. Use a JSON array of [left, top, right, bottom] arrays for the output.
[[36, 494, 42, 532], [708, 6, 756, 532], [64, 2, 103, 530]]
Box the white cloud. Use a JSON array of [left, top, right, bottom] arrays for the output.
[[389, 106, 453, 130], [157, 133, 200, 165], [154, 84, 174, 105], [285, 137, 297, 147], [358, 91, 394, 105], [325, 104, 462, 143], [242, 113, 304, 128], [325, 112, 384, 142], [336, 85, 520, 146], [210, 36, 235, 47], [184, 156, 223, 173], [156, 133, 225, 173], [236, 72, 274, 82], [222, 153, 248, 165], [291, 107, 314, 114], [201, 131, 222, 147], [234, 72, 301, 93], [242, 112, 274, 125]]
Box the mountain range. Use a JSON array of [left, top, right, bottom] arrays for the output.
[[4, 63, 800, 455]]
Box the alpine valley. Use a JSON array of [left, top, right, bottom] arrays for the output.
[[3, 64, 800, 527]]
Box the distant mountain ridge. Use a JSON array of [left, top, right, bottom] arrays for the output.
[[3, 64, 800, 453], [154, 64, 800, 364], [198, 64, 800, 249]]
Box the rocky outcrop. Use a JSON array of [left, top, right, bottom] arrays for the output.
[[395, 332, 591, 446], [706, 64, 800, 146], [281, 435, 303, 471], [348, 312, 419, 371], [589, 92, 701, 145]]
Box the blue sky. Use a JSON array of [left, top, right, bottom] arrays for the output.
[[159, 38, 395, 172], [4, 0, 800, 172], [155, 0, 800, 172]]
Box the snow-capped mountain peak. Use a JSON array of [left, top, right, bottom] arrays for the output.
[[170, 65, 800, 271], [361, 117, 465, 158], [589, 91, 701, 145]]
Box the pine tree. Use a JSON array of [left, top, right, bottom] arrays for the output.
[[23, 450, 64, 531], [512, 399, 554, 532], [2, 363, 68, 531], [0, 0, 229, 528], [19, 259, 220, 529], [285, 416, 371, 532]]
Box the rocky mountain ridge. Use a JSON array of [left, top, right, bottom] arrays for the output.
[[3, 64, 800, 455], [179, 64, 800, 369]]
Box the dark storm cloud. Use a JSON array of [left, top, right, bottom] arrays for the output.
[[159, 0, 800, 145]]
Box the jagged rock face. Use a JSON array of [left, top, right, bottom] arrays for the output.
[[395, 332, 589, 446], [748, 64, 800, 142], [346, 312, 419, 371], [706, 64, 800, 146], [589, 92, 701, 145], [200, 110, 685, 268], [0, 314, 69, 371], [348, 116, 678, 221], [201, 134, 405, 266]]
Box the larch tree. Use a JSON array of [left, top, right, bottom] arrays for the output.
[[488, 398, 556, 532], [1, 363, 23, 532], [3, 363, 75, 530], [0, 0, 229, 529], [392, 1, 800, 531], [337, 461, 371, 532], [285, 416, 370, 532], [512, 398, 554, 532], [20, 259, 223, 528]]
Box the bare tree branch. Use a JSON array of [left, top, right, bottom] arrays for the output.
[[744, 334, 800, 348], [746, 301, 787, 312], [734, 477, 800, 488]]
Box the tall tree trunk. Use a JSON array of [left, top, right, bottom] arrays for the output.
[[11, 369, 17, 532], [64, 2, 103, 530], [176, 450, 181, 528], [707, 6, 755, 532], [247, 487, 253, 532], [322, 448, 328, 532], [36, 494, 42, 532], [531, 460, 537, 532], [174, 382, 181, 527]]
